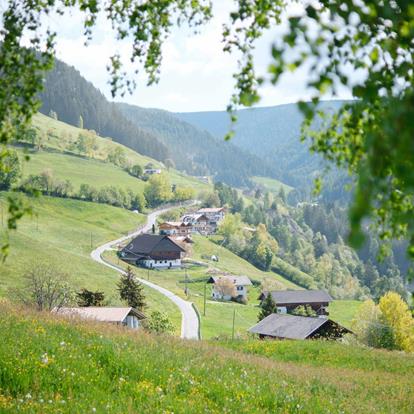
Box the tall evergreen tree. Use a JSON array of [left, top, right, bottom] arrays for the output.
[[258, 293, 277, 321], [76, 289, 105, 307], [117, 266, 146, 311]]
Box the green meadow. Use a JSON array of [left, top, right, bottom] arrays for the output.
[[0, 303, 412, 413]]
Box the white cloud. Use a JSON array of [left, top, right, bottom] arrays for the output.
[[43, 0, 353, 112]]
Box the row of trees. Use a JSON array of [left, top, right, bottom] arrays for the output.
[[144, 173, 195, 208], [11, 168, 194, 212]]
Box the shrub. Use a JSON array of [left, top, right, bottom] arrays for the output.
[[145, 311, 174, 334]]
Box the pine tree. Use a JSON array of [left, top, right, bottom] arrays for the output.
[[77, 289, 105, 307], [258, 292, 277, 321], [117, 266, 146, 311]]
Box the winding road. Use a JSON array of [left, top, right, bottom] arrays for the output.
[[90, 206, 200, 340]]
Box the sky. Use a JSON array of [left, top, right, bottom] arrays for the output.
[[47, 1, 352, 112]]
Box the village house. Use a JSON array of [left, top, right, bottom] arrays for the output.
[[259, 290, 333, 316], [54, 307, 146, 329], [181, 213, 211, 235], [249, 313, 350, 340], [159, 221, 193, 237], [208, 275, 252, 301], [197, 207, 226, 225], [119, 234, 185, 269]]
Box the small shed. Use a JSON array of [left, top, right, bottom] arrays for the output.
[[249, 313, 350, 340], [55, 307, 146, 329]]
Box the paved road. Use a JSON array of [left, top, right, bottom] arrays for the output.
[[90, 206, 200, 340]]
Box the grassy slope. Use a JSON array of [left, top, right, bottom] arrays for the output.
[[0, 303, 413, 413], [252, 176, 293, 193], [0, 195, 181, 333], [23, 113, 211, 194], [329, 300, 363, 328]]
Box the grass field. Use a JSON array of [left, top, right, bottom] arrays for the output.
[[0, 194, 181, 333], [252, 176, 293, 194], [18, 149, 148, 194], [0, 302, 412, 413], [329, 300, 363, 328], [24, 113, 212, 194]]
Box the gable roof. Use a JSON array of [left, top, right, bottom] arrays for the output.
[[197, 207, 225, 213], [182, 213, 209, 222], [123, 234, 185, 255], [260, 290, 333, 305], [159, 221, 192, 228], [55, 307, 146, 322], [208, 275, 252, 286], [249, 314, 329, 339]]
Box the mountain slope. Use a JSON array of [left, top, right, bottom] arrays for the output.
[[116, 103, 280, 187], [39, 58, 284, 188], [39, 59, 170, 162], [176, 101, 347, 189]]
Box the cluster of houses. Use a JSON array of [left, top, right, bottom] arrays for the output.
[[108, 204, 350, 341], [118, 207, 226, 270], [164, 207, 226, 236], [54, 288, 349, 341]]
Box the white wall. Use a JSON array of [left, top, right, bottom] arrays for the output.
[[142, 259, 181, 269]]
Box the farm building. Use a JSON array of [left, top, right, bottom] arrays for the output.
[[208, 275, 252, 301], [119, 234, 185, 269], [258, 290, 333, 316], [249, 314, 350, 340], [196, 207, 226, 224], [54, 307, 146, 329], [159, 221, 192, 237]]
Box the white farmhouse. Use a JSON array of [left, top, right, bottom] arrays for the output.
[[208, 275, 252, 301]]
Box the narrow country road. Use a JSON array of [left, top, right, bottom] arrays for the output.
[[90, 206, 200, 340]]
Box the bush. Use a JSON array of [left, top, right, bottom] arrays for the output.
[[145, 311, 174, 334]]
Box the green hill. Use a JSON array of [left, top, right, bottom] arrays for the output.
[[0, 302, 412, 413], [20, 113, 211, 195], [0, 195, 181, 332]]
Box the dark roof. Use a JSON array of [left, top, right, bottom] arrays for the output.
[[122, 234, 185, 256], [260, 290, 333, 305], [249, 314, 329, 339], [207, 275, 252, 286]]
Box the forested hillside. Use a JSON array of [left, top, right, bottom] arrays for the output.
[[38, 58, 280, 188], [176, 102, 348, 192], [39, 60, 170, 162], [116, 103, 279, 186], [209, 182, 410, 300]]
